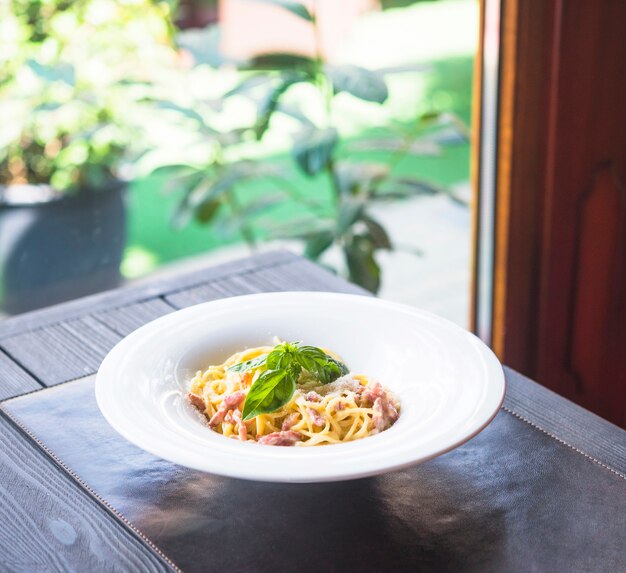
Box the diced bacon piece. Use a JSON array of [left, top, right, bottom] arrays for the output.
[[231, 408, 247, 441], [305, 391, 322, 403], [361, 381, 385, 404], [209, 391, 245, 427], [187, 392, 206, 411], [257, 431, 302, 446], [224, 391, 246, 409], [281, 412, 299, 431], [307, 408, 325, 428], [387, 401, 399, 423], [372, 393, 399, 432], [372, 397, 386, 431]]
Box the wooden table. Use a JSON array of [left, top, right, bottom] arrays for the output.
[[1, 251, 624, 573]]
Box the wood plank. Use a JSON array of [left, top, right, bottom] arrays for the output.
[[0, 316, 121, 387], [0, 349, 42, 401], [0, 250, 297, 340], [165, 257, 367, 308], [92, 298, 175, 337], [261, 258, 368, 294], [0, 413, 176, 573]]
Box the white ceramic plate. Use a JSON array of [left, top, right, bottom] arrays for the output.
[[96, 292, 505, 483]]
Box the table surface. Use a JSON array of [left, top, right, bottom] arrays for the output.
[[0, 251, 624, 573]]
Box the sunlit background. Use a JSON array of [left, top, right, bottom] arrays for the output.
[[1, 0, 477, 323]]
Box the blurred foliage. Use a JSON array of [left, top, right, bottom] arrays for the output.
[[0, 0, 179, 192], [382, 0, 442, 8], [148, 0, 469, 293], [1, 0, 471, 293], [424, 55, 473, 124]]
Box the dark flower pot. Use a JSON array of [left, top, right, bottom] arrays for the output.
[[0, 182, 126, 315]]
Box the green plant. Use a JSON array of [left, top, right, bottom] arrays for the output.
[[153, 0, 468, 292], [0, 0, 178, 192]]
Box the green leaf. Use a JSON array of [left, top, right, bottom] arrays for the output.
[[335, 161, 390, 196], [148, 100, 208, 127], [314, 357, 347, 384], [275, 102, 316, 129], [362, 216, 392, 250], [266, 342, 299, 370], [255, 73, 306, 139], [293, 127, 338, 176], [304, 230, 334, 260], [337, 198, 365, 236], [423, 125, 469, 145], [151, 164, 201, 178], [344, 235, 381, 293], [170, 175, 211, 229], [295, 346, 348, 383], [349, 137, 441, 156], [195, 199, 221, 223], [185, 162, 278, 220], [248, 53, 317, 74], [265, 217, 333, 241], [386, 177, 446, 197], [242, 369, 295, 420], [224, 74, 275, 98], [151, 164, 206, 195], [228, 195, 283, 232], [227, 354, 268, 372], [245, 0, 315, 22], [325, 64, 388, 104], [27, 60, 75, 86]]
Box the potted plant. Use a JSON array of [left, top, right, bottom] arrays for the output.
[[0, 0, 178, 313], [150, 0, 468, 293]]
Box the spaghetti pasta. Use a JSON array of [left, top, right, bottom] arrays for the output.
[[187, 343, 400, 446]]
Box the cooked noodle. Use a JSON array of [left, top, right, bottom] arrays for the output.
[[187, 344, 400, 446]]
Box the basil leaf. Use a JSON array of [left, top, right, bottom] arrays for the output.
[[296, 346, 348, 384], [329, 356, 349, 376], [265, 347, 284, 370], [237, 342, 348, 422], [227, 354, 268, 372], [242, 369, 295, 420], [267, 342, 301, 370], [308, 359, 341, 384]]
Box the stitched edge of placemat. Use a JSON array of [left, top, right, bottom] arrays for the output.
[[502, 366, 626, 476], [501, 405, 626, 480], [0, 402, 184, 573]]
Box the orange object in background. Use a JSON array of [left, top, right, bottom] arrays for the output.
[[219, 0, 380, 62]]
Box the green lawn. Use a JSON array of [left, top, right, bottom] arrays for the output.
[[122, 0, 476, 279]]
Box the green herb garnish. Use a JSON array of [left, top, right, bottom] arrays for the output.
[[227, 354, 268, 372], [227, 342, 349, 420]]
